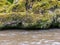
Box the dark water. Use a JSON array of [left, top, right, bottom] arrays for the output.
[[0, 29, 60, 45]]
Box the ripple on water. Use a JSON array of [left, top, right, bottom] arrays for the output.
[[0, 30, 60, 45]]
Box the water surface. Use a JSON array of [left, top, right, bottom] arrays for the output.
[[0, 29, 60, 45]]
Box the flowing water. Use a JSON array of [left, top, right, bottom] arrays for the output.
[[0, 29, 60, 45]]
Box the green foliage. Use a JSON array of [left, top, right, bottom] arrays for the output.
[[54, 9, 60, 27], [0, 0, 60, 29], [6, 0, 26, 13], [7, 0, 14, 4], [0, 0, 12, 13]]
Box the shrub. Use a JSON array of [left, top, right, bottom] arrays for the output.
[[54, 9, 60, 27], [21, 12, 54, 29], [0, 0, 60, 29], [0, 12, 26, 29]]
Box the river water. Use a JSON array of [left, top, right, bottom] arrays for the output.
[[0, 29, 60, 45]]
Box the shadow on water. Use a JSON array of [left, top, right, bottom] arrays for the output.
[[0, 26, 60, 31]]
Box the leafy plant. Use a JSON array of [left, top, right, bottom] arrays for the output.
[[7, 0, 14, 4]]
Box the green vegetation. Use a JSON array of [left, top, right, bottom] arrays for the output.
[[0, 0, 60, 29]]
